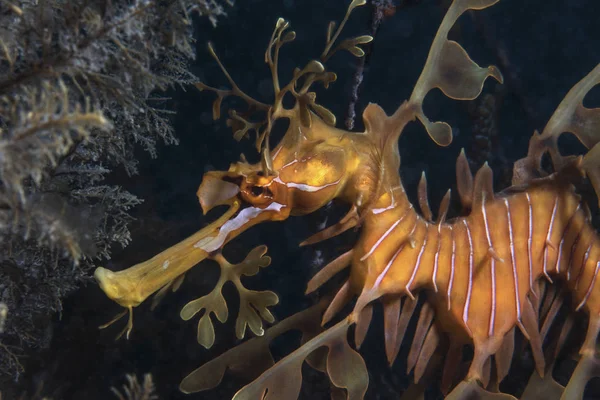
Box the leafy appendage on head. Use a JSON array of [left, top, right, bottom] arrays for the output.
[[196, 0, 372, 172], [179, 245, 278, 348]]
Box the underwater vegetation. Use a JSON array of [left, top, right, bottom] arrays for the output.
[[0, 0, 231, 392]]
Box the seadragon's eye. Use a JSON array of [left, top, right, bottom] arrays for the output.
[[241, 180, 274, 205], [250, 185, 264, 197]]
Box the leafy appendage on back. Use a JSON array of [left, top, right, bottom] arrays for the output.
[[513, 64, 600, 202], [404, 0, 503, 147], [361, 0, 503, 212]]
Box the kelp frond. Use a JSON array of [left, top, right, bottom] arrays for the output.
[[180, 245, 278, 348]]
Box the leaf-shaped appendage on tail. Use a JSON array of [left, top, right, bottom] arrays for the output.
[[407, 0, 503, 147], [513, 64, 600, 203], [180, 245, 278, 348]]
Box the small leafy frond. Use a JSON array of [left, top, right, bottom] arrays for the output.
[[179, 245, 278, 348], [320, 0, 370, 62]]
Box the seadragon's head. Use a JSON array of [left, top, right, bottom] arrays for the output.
[[195, 114, 366, 252]]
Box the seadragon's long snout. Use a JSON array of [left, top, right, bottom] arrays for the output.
[[94, 168, 290, 313]]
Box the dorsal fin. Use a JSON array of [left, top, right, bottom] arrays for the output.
[[383, 296, 402, 365], [407, 301, 434, 374], [414, 323, 441, 383], [472, 162, 494, 209], [519, 297, 546, 377], [389, 295, 419, 366], [322, 280, 353, 326], [456, 149, 474, 211], [495, 328, 515, 386], [441, 343, 462, 394]]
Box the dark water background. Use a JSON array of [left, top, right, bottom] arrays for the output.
[[13, 0, 600, 399]]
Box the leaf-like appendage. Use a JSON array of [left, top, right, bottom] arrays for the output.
[[326, 330, 369, 400], [520, 366, 564, 400], [445, 380, 517, 399], [409, 0, 503, 147], [233, 357, 304, 400], [561, 352, 600, 400], [236, 289, 278, 339], [236, 244, 271, 276], [232, 318, 367, 400], [513, 63, 600, 203], [337, 35, 373, 58], [180, 300, 328, 394], [180, 246, 277, 347], [180, 280, 229, 349]]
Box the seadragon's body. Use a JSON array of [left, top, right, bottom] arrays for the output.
[[94, 0, 600, 398], [352, 164, 600, 385]]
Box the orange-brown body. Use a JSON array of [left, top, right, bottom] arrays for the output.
[[352, 173, 600, 382]]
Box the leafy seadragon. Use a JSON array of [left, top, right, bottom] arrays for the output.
[[95, 0, 600, 398]]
